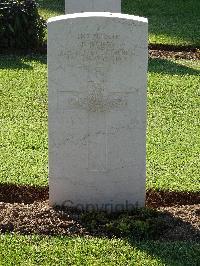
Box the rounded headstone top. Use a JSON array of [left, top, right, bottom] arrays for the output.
[[48, 12, 148, 24]]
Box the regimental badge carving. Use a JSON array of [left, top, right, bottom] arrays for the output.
[[58, 87, 128, 113], [79, 87, 128, 112]]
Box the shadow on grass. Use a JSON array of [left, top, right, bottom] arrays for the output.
[[149, 57, 200, 76], [0, 56, 32, 69], [0, 54, 47, 70], [38, 0, 64, 14], [127, 239, 200, 266], [52, 200, 200, 265], [123, 0, 200, 47]]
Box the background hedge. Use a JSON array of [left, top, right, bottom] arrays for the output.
[[0, 0, 46, 49]]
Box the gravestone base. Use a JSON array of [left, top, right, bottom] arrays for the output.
[[48, 13, 148, 212], [49, 173, 146, 212]]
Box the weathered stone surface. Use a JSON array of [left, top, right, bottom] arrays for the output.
[[65, 0, 121, 13], [48, 13, 148, 211]]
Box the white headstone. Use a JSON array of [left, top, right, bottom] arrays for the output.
[[65, 0, 121, 13], [48, 13, 148, 212]]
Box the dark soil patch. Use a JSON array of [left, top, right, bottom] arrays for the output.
[[0, 184, 48, 204], [148, 43, 200, 53], [158, 205, 200, 241], [149, 49, 200, 60], [0, 184, 199, 241], [146, 189, 200, 208]]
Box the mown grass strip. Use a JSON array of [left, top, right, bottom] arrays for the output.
[[0, 234, 199, 266]]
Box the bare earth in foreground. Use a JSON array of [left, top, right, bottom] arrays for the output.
[[0, 185, 199, 241]]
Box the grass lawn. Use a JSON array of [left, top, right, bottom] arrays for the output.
[[0, 55, 199, 191], [0, 234, 199, 266], [147, 58, 200, 191], [0, 55, 48, 186], [37, 0, 200, 47]]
